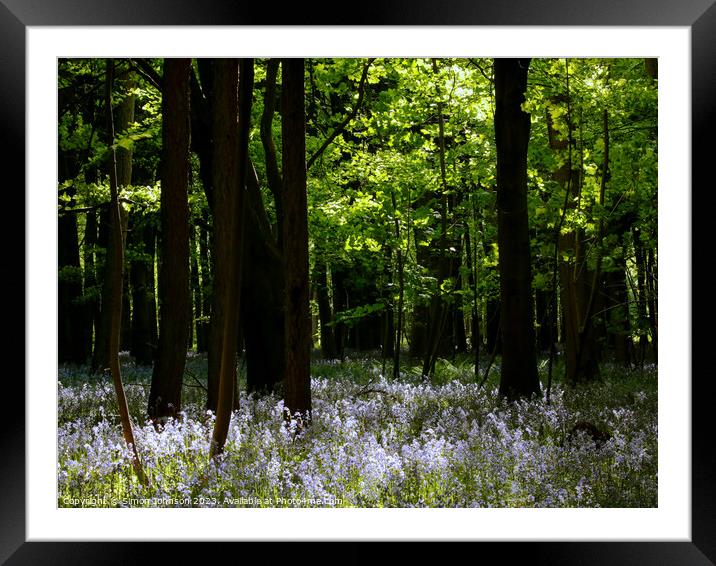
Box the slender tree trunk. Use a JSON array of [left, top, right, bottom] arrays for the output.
[[129, 221, 156, 365], [58, 185, 89, 364], [452, 246, 468, 355], [242, 163, 285, 394], [315, 262, 338, 359], [391, 188, 405, 380], [281, 58, 312, 421], [606, 254, 631, 367], [190, 226, 203, 352], [104, 58, 145, 483], [91, 205, 111, 372], [148, 58, 192, 422], [548, 65, 598, 385], [197, 218, 211, 353], [260, 59, 284, 245], [210, 58, 252, 457], [83, 209, 99, 361], [464, 228, 480, 379], [494, 58, 540, 401], [116, 73, 136, 353], [485, 299, 501, 355], [332, 265, 348, 360], [422, 59, 453, 378], [206, 59, 240, 414], [646, 249, 658, 362], [633, 227, 650, 364]]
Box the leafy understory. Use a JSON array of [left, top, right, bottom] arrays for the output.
[[58, 358, 656, 508]]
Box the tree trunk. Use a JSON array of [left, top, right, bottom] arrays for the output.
[[210, 58, 251, 457], [129, 221, 156, 365], [315, 262, 338, 359], [103, 58, 145, 483], [494, 58, 540, 401], [332, 264, 348, 360], [605, 254, 631, 366], [197, 218, 211, 353], [58, 178, 90, 364], [646, 248, 658, 362], [633, 227, 650, 365], [281, 58, 312, 421], [547, 66, 599, 384], [242, 164, 285, 394], [116, 73, 136, 353], [464, 228, 480, 378], [83, 209, 100, 362], [190, 226, 203, 352], [206, 59, 240, 413], [148, 58, 192, 422], [536, 288, 558, 353], [421, 59, 453, 378]]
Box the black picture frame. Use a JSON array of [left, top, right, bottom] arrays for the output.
[[6, 1, 712, 563]]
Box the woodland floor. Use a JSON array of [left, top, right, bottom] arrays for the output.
[[57, 353, 657, 508]]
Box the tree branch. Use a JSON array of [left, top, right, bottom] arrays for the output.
[[307, 58, 375, 170], [129, 58, 162, 91]]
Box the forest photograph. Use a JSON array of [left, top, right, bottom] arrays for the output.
[[57, 56, 658, 509]]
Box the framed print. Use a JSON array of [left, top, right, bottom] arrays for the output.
[[6, 0, 714, 563]]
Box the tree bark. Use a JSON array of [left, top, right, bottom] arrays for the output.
[[242, 163, 285, 394], [83, 209, 100, 363], [148, 58, 192, 422], [421, 59, 453, 378], [494, 58, 540, 401], [206, 59, 240, 413], [210, 58, 252, 457], [58, 171, 90, 364], [281, 58, 312, 421], [129, 221, 156, 365], [315, 262, 338, 359], [547, 67, 599, 384], [117, 73, 136, 353], [197, 217, 211, 353], [103, 58, 145, 482]]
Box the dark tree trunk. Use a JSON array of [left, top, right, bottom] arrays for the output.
[[148, 58, 192, 422], [391, 188, 406, 379], [116, 73, 136, 353], [421, 59, 453, 378], [190, 226, 203, 352], [197, 218, 211, 353], [210, 58, 251, 457], [260, 59, 284, 245], [242, 165, 285, 394], [206, 59, 240, 413], [485, 299, 501, 355], [91, 189, 115, 371], [332, 264, 348, 360], [315, 262, 338, 359], [605, 257, 631, 366], [535, 288, 556, 352], [633, 227, 650, 365], [547, 70, 599, 384], [83, 209, 100, 361], [494, 58, 540, 401], [103, 58, 145, 483], [120, 276, 132, 352], [646, 249, 658, 362], [58, 149, 90, 364], [235, 58, 289, 393], [58, 205, 90, 364], [452, 246, 468, 355], [464, 228, 480, 377], [281, 58, 312, 420], [129, 221, 157, 365]]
